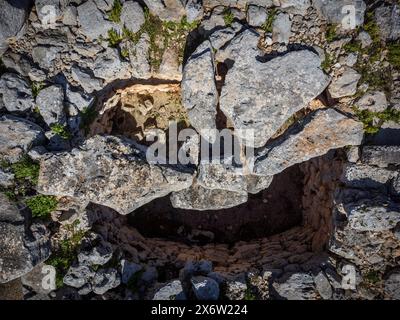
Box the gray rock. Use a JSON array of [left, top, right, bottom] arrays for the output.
[[0, 115, 45, 163], [36, 85, 66, 126], [0, 73, 34, 112], [77, 235, 113, 266], [375, 4, 400, 41], [344, 197, 400, 232], [62, 6, 78, 26], [191, 276, 220, 300], [92, 48, 131, 82], [272, 12, 291, 44], [32, 46, 61, 71], [182, 40, 218, 136], [247, 5, 268, 27], [357, 31, 372, 48], [93, 0, 114, 11], [70, 65, 103, 93], [170, 182, 248, 211], [220, 49, 330, 147], [0, 169, 14, 188], [313, 0, 366, 29], [92, 268, 121, 295], [384, 271, 400, 299], [391, 175, 400, 197], [121, 1, 145, 33], [224, 275, 247, 300], [0, 194, 51, 283], [153, 280, 186, 300], [121, 260, 142, 285], [361, 146, 400, 168], [273, 272, 317, 300], [35, 0, 62, 25], [276, 0, 311, 15], [77, 0, 117, 41], [0, 0, 31, 55], [63, 265, 95, 288], [254, 109, 364, 176], [246, 175, 273, 194], [341, 163, 396, 190], [185, 0, 204, 23], [129, 33, 151, 79], [328, 68, 361, 98], [182, 260, 213, 278], [346, 146, 359, 163], [313, 271, 332, 299], [21, 263, 56, 294], [65, 85, 93, 112], [143, 0, 186, 22], [208, 23, 243, 53], [38, 135, 194, 215], [356, 91, 388, 113]]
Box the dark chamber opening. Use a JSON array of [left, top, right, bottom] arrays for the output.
[[127, 164, 304, 244]]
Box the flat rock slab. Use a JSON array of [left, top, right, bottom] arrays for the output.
[[220, 49, 330, 147], [254, 108, 364, 176], [37, 135, 195, 215]]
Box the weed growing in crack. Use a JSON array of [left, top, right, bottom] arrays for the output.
[[353, 107, 400, 134], [25, 194, 58, 219], [108, 0, 122, 23], [262, 8, 277, 34], [50, 123, 71, 140], [223, 8, 235, 27]]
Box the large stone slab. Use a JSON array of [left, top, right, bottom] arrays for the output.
[[220, 49, 330, 147], [37, 135, 195, 215], [254, 109, 364, 176]]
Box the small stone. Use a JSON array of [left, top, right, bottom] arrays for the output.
[[121, 260, 142, 285], [328, 68, 361, 98], [63, 265, 95, 289], [153, 280, 186, 300], [356, 91, 388, 113], [272, 12, 291, 44], [314, 271, 332, 299], [121, 1, 145, 33], [62, 6, 78, 26], [36, 85, 66, 126], [0, 73, 34, 112], [247, 5, 268, 27], [191, 276, 220, 300], [92, 268, 121, 295], [70, 65, 103, 93], [361, 146, 400, 168]]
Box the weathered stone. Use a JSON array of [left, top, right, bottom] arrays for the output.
[[341, 163, 396, 190], [391, 175, 400, 197], [254, 109, 364, 176], [77, 0, 117, 41], [121, 1, 145, 33], [65, 85, 93, 112], [21, 263, 56, 294], [70, 65, 103, 93], [375, 4, 400, 41], [247, 5, 268, 27], [344, 197, 400, 232], [129, 33, 151, 79], [185, 0, 204, 23], [0, 73, 34, 112], [313, 271, 332, 299], [191, 276, 220, 300], [63, 265, 94, 288], [121, 260, 142, 285], [328, 68, 361, 98], [357, 31, 372, 48], [384, 271, 400, 299], [38, 135, 194, 215], [220, 49, 330, 147], [275, 0, 310, 15], [62, 6, 78, 26], [31, 45, 61, 70], [92, 268, 121, 295], [356, 91, 388, 113], [77, 234, 113, 266], [0, 115, 45, 163], [182, 40, 218, 136], [273, 272, 317, 300], [153, 280, 186, 300], [170, 182, 248, 211], [92, 48, 131, 82], [0, 169, 14, 188], [272, 12, 291, 44], [0, 0, 31, 55], [143, 0, 186, 22], [36, 85, 66, 126], [245, 175, 273, 194], [35, 0, 62, 25], [313, 0, 366, 29], [361, 146, 400, 168], [0, 194, 51, 284]]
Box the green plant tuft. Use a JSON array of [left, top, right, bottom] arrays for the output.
[[223, 8, 235, 27], [262, 8, 277, 33], [11, 156, 40, 185], [325, 24, 338, 42], [354, 107, 400, 134], [388, 42, 400, 69], [108, 0, 122, 23], [26, 195, 58, 219], [107, 28, 124, 47], [321, 51, 333, 73], [31, 82, 45, 98], [50, 123, 71, 140]]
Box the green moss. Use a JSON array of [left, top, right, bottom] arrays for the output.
[[325, 24, 338, 43], [262, 8, 277, 33], [31, 82, 45, 98], [25, 195, 58, 219], [364, 12, 380, 44], [353, 107, 400, 135], [107, 28, 124, 47], [343, 40, 362, 53], [108, 0, 122, 23], [50, 123, 71, 140], [1, 187, 17, 201], [321, 51, 333, 73], [11, 156, 40, 185], [388, 42, 400, 69], [244, 288, 256, 300], [47, 220, 87, 289], [365, 270, 380, 284], [223, 8, 235, 27]]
